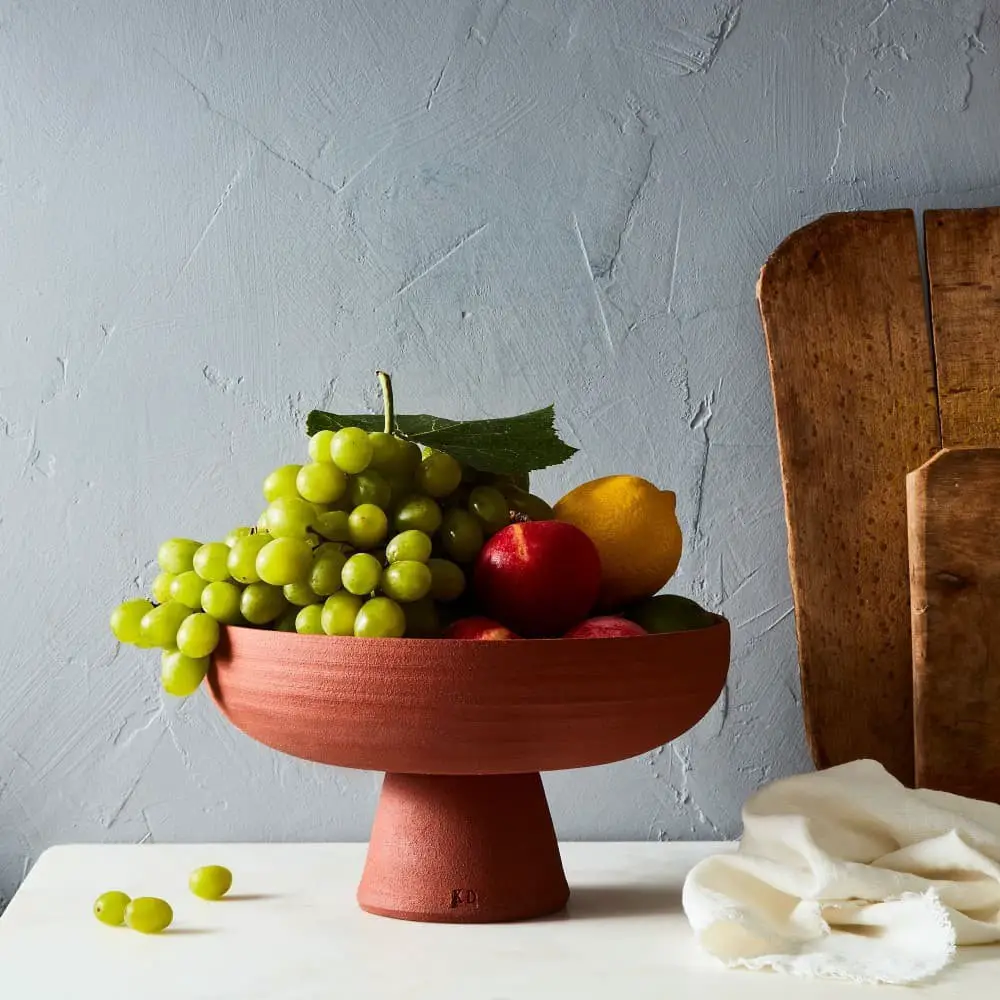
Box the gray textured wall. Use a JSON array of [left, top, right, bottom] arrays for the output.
[[2, 0, 998, 908]]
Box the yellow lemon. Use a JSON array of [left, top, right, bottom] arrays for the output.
[[554, 475, 682, 610]]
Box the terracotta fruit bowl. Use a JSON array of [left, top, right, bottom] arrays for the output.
[[208, 620, 730, 923]]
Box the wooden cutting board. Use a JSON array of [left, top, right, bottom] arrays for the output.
[[908, 447, 1000, 800], [908, 207, 1000, 798], [760, 206, 1000, 793], [757, 211, 940, 784]]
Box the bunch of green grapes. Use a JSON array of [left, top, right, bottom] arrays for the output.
[[109, 421, 553, 699]]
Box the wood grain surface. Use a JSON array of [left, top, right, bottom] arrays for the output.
[[925, 208, 1000, 447], [908, 447, 1000, 800], [910, 207, 1000, 799], [758, 210, 940, 784]]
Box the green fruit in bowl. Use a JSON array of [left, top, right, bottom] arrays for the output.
[[403, 596, 442, 637], [503, 487, 554, 522], [107, 371, 581, 660], [621, 594, 716, 634]]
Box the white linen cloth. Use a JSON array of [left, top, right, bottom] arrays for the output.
[[682, 759, 1000, 984]]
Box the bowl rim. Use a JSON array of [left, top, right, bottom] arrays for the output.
[[209, 615, 731, 774], [219, 612, 728, 647]]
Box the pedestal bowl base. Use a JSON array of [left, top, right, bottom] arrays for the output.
[[358, 772, 569, 923], [210, 623, 732, 921]]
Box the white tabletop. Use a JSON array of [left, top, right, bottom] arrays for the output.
[[1, 842, 997, 998]]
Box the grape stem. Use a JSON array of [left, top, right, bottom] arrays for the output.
[[376, 370, 394, 435]]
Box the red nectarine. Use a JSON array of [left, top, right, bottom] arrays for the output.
[[473, 521, 601, 637], [444, 617, 520, 640], [563, 616, 648, 639]]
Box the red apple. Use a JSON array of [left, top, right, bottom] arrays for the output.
[[474, 521, 601, 637], [444, 617, 520, 640], [563, 616, 648, 639]]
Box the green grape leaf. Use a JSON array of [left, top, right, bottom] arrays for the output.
[[306, 405, 577, 476]]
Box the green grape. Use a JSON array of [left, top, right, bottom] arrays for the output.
[[157, 538, 201, 574], [326, 491, 354, 512], [295, 604, 325, 634], [176, 612, 220, 658], [376, 431, 421, 468], [151, 572, 176, 605], [416, 452, 462, 498], [296, 462, 347, 504], [189, 865, 233, 901], [110, 599, 154, 644], [308, 429, 336, 463], [505, 488, 554, 522], [354, 597, 406, 638], [283, 581, 320, 606], [310, 551, 348, 596], [193, 542, 232, 582], [374, 440, 422, 492], [256, 537, 313, 586], [427, 558, 466, 602], [240, 583, 288, 624], [398, 440, 423, 474], [274, 606, 300, 632], [394, 495, 442, 534], [228, 533, 272, 583], [314, 509, 351, 541], [491, 471, 531, 493], [348, 504, 388, 549], [341, 553, 382, 596], [322, 592, 363, 635], [263, 464, 303, 502], [93, 890, 131, 926], [140, 601, 192, 648], [169, 570, 208, 609], [161, 649, 210, 697], [367, 431, 400, 470], [330, 427, 373, 474], [385, 529, 432, 564], [381, 561, 432, 603], [264, 496, 316, 538], [468, 485, 511, 534], [348, 470, 391, 508], [448, 483, 473, 509], [372, 432, 419, 468], [440, 508, 485, 563], [224, 526, 253, 547], [315, 541, 351, 559], [124, 897, 173, 934], [201, 581, 243, 624], [384, 471, 416, 505], [403, 597, 441, 638]]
